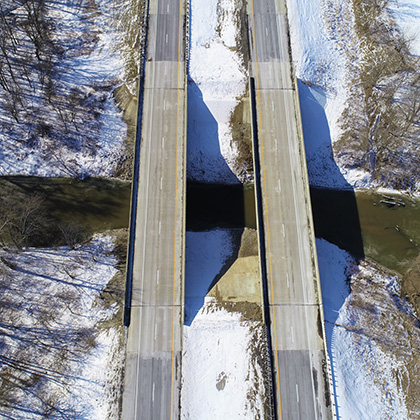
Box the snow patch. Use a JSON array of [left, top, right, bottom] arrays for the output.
[[182, 298, 266, 419], [389, 0, 420, 56]]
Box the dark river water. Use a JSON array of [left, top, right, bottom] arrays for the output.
[[5, 176, 419, 274], [0, 176, 131, 233], [186, 182, 256, 230], [310, 188, 420, 274]]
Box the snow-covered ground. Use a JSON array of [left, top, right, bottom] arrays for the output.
[[0, 0, 129, 178], [187, 0, 247, 183], [389, 0, 420, 55], [0, 234, 124, 419], [182, 298, 267, 419], [287, 0, 366, 188], [317, 238, 420, 419], [288, 0, 420, 191]]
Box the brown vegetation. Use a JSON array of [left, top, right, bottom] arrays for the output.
[[335, 0, 420, 191], [402, 254, 420, 317], [230, 92, 254, 182]]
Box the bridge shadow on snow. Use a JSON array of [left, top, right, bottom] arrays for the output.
[[184, 229, 243, 326], [298, 79, 365, 419], [186, 80, 240, 184]]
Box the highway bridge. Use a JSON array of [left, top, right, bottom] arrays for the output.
[[122, 0, 334, 419], [121, 0, 186, 418]]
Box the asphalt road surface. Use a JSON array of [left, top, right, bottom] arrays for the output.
[[248, 0, 334, 418], [121, 0, 186, 419]]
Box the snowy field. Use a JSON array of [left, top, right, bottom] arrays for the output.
[[182, 298, 267, 419], [0, 235, 124, 419]]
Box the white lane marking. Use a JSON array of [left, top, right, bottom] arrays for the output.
[[156, 269, 160, 284], [296, 384, 299, 402], [159, 221, 161, 235], [265, 27, 268, 37], [163, 99, 166, 110], [271, 101, 274, 111], [275, 138, 278, 150], [166, 33, 168, 44], [152, 382, 156, 402], [154, 323, 158, 340], [286, 272, 289, 288], [278, 179, 281, 192], [162, 136, 165, 148], [167, 3, 169, 12], [160, 177, 163, 190], [282, 223, 285, 238]]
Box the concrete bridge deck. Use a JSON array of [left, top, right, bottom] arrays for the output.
[[121, 0, 187, 418]]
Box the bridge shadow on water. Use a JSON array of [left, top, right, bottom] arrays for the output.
[[298, 79, 365, 418], [297, 79, 365, 258]]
